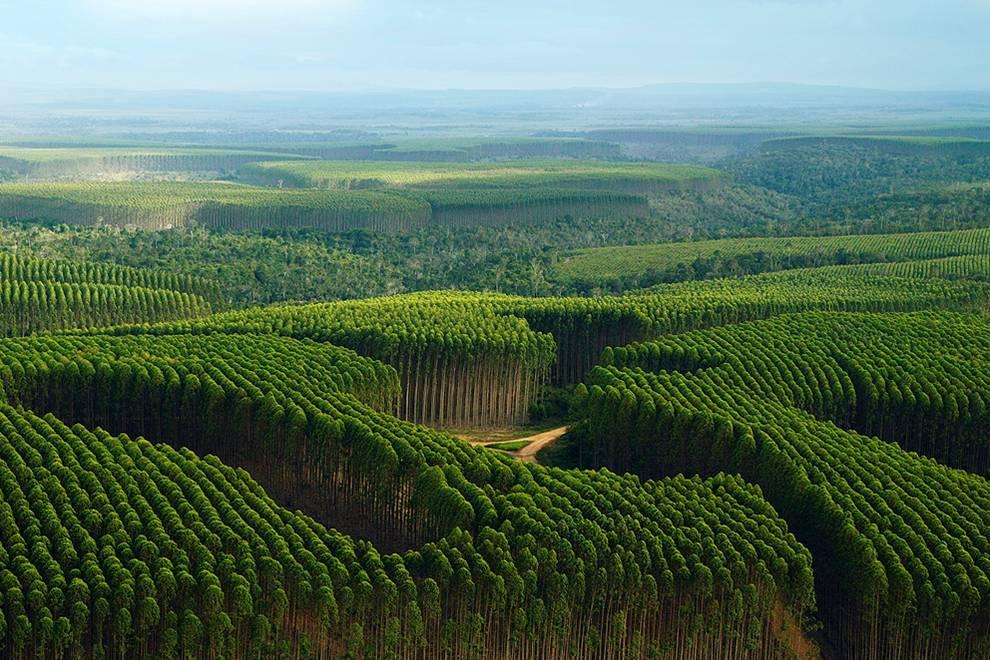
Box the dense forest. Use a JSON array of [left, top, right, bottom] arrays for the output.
[[725, 138, 990, 222]]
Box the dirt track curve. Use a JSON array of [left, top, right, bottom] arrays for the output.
[[514, 426, 568, 462]]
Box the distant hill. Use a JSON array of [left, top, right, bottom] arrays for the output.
[[5, 83, 990, 122]]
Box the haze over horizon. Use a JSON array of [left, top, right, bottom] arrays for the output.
[[3, 0, 990, 93]]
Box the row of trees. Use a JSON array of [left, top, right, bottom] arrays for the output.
[[0, 234, 215, 337], [133, 293, 559, 428], [0, 195, 193, 231], [425, 189, 650, 228], [556, 225, 990, 291], [496, 296, 653, 385], [193, 201, 432, 235], [501, 267, 990, 385], [0, 331, 815, 658], [0, 251, 220, 303], [812, 254, 990, 282], [0, 280, 212, 337], [577, 310, 990, 657], [602, 310, 990, 473], [820, 313, 990, 472]]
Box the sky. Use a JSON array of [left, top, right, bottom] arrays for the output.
[[1, 0, 988, 92]]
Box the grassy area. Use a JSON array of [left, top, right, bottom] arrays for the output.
[[486, 439, 533, 452]]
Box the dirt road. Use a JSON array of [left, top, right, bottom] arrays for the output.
[[514, 426, 567, 463]]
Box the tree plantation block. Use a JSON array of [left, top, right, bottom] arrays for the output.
[[0, 331, 815, 658], [0, 147, 311, 180], [556, 226, 990, 290], [101, 293, 559, 429], [576, 312, 990, 658], [238, 159, 724, 194], [87, 266, 990, 441], [423, 189, 650, 228], [0, 253, 214, 335], [0, 183, 434, 233], [0, 182, 649, 233]]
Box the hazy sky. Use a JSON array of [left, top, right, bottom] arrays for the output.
[[1, 0, 988, 91]]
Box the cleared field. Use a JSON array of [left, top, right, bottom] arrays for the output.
[[555, 226, 990, 285], [239, 159, 724, 194]]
